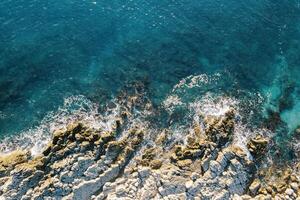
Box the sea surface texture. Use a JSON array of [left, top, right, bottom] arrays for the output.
[[0, 0, 300, 179]]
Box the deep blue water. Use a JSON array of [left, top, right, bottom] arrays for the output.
[[0, 0, 300, 157]]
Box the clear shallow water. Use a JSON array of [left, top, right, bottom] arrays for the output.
[[0, 0, 300, 160]]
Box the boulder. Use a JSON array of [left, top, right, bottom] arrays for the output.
[[0, 150, 30, 176], [247, 135, 268, 158], [150, 160, 163, 169], [249, 179, 261, 195]]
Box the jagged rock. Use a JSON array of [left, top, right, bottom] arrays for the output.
[[105, 141, 126, 159], [290, 174, 299, 182], [171, 141, 205, 163], [0, 109, 298, 200], [291, 182, 299, 191], [0, 150, 29, 176], [274, 181, 288, 193], [247, 135, 268, 158], [149, 160, 162, 169], [80, 141, 91, 152], [155, 130, 168, 146], [205, 109, 235, 146], [177, 159, 192, 168], [249, 179, 261, 195], [140, 147, 156, 167]]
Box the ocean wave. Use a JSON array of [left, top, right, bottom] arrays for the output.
[[162, 73, 272, 156], [0, 95, 120, 156], [0, 72, 297, 162]]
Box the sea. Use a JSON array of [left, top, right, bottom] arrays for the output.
[[0, 0, 300, 163]]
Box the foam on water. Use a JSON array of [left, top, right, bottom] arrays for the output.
[[0, 95, 121, 156], [0, 79, 294, 170], [189, 94, 238, 117], [192, 94, 269, 151], [0, 70, 298, 162], [0, 91, 154, 156], [172, 73, 222, 92], [162, 73, 271, 156], [163, 72, 233, 113]]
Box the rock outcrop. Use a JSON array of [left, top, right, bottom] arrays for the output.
[[0, 108, 299, 200]]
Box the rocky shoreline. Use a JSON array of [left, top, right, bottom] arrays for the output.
[[0, 102, 299, 199]]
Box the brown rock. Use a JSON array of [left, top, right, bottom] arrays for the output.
[[290, 174, 298, 182], [265, 185, 274, 195], [247, 135, 268, 158], [274, 182, 288, 194], [150, 160, 163, 169], [80, 141, 91, 152], [15, 156, 46, 173], [52, 129, 66, 145], [0, 150, 30, 175], [42, 144, 53, 156], [249, 179, 261, 195], [155, 131, 167, 146], [193, 122, 202, 139], [67, 123, 84, 134], [177, 159, 192, 168], [100, 132, 115, 143], [106, 141, 126, 159], [205, 109, 235, 146]]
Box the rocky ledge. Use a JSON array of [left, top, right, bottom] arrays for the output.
[[0, 109, 299, 200]]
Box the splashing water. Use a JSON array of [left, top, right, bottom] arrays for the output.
[[0, 1, 300, 164], [161, 73, 270, 156], [0, 95, 121, 156]]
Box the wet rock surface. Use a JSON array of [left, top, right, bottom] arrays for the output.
[[0, 108, 299, 200]]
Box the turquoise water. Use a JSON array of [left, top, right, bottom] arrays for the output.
[[0, 0, 300, 159]]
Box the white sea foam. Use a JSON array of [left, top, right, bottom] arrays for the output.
[[0, 72, 276, 159], [189, 94, 238, 117], [162, 94, 184, 113], [163, 73, 224, 113], [164, 73, 271, 156], [194, 94, 272, 158], [0, 95, 121, 156], [172, 73, 221, 92], [0, 93, 153, 157]]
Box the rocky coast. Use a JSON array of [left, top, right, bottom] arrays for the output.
[[0, 95, 299, 200]]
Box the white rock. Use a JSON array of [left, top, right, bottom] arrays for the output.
[[291, 182, 299, 191], [185, 180, 194, 189], [285, 188, 295, 196]]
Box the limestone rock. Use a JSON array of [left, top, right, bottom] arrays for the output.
[[149, 160, 163, 169], [0, 109, 297, 200], [0, 150, 29, 176], [249, 179, 261, 195], [247, 135, 268, 158]]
